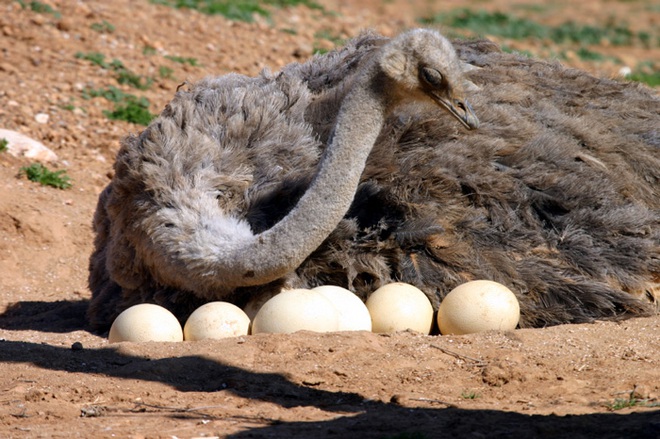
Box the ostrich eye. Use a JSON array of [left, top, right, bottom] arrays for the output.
[[421, 67, 444, 88]]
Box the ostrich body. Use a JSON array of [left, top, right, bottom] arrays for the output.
[[88, 30, 659, 331]]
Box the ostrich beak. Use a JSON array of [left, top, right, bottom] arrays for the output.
[[437, 96, 480, 130]]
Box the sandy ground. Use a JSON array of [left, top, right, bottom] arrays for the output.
[[1, 0, 658, 437]]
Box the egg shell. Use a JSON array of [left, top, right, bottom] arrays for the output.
[[243, 289, 284, 321], [251, 288, 339, 334], [184, 302, 250, 341], [108, 304, 183, 343], [437, 280, 520, 335], [366, 282, 434, 334], [312, 285, 372, 331]]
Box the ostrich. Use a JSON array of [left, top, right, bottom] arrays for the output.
[[88, 29, 659, 332]]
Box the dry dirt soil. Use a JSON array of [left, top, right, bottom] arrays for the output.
[[1, 0, 659, 438]]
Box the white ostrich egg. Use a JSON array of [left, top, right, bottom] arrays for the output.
[[366, 282, 434, 334], [243, 289, 283, 321], [108, 304, 183, 343], [183, 302, 250, 340], [313, 285, 372, 331], [251, 288, 339, 334], [437, 280, 520, 335]]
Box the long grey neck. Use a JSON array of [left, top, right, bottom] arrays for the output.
[[229, 65, 388, 287]]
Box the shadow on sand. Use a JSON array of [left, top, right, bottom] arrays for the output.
[[1, 301, 658, 438]]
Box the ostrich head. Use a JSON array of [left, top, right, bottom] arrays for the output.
[[378, 29, 480, 130]]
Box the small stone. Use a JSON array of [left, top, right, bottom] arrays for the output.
[[31, 15, 46, 26], [35, 113, 49, 124], [0, 128, 58, 162], [71, 341, 83, 351], [0, 62, 18, 74], [56, 19, 73, 32], [293, 43, 313, 58], [618, 66, 632, 77]]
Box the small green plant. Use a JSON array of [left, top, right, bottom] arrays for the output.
[[0, 138, 8, 153], [76, 53, 153, 90], [629, 62, 660, 87], [420, 9, 653, 47], [165, 55, 199, 66], [629, 71, 660, 87], [103, 96, 155, 126], [606, 395, 653, 411], [150, 0, 323, 22], [82, 86, 155, 125], [82, 86, 130, 102], [16, 0, 61, 18], [576, 47, 606, 61], [143, 46, 158, 56], [158, 66, 174, 79], [116, 68, 153, 90], [461, 390, 480, 399], [606, 387, 660, 411], [90, 20, 115, 33], [420, 9, 545, 40], [75, 51, 109, 68], [20, 163, 72, 189], [550, 21, 634, 46]]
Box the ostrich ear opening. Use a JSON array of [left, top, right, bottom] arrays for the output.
[[463, 78, 480, 93], [460, 61, 480, 72], [460, 62, 480, 92], [380, 49, 408, 80]]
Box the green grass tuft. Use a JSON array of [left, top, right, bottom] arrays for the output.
[[420, 9, 545, 40], [17, 0, 61, 18], [103, 96, 156, 126], [164, 55, 199, 66], [159, 65, 174, 79], [629, 70, 660, 87], [82, 86, 131, 102], [0, 138, 8, 153], [420, 9, 652, 47], [75, 51, 108, 68], [143, 46, 158, 56], [90, 20, 115, 33], [575, 47, 606, 61], [82, 86, 155, 125], [20, 163, 72, 189], [115, 68, 153, 90], [461, 390, 480, 399], [76, 53, 153, 90], [150, 0, 323, 22]]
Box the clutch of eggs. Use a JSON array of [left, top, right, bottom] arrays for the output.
[[106, 280, 521, 341]]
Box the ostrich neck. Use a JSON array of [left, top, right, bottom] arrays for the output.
[[235, 66, 387, 287]]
